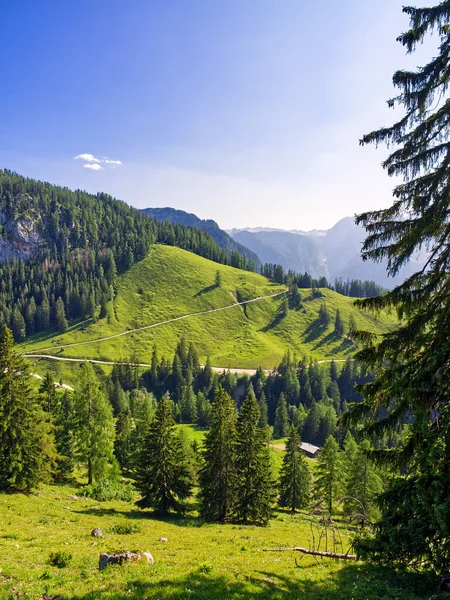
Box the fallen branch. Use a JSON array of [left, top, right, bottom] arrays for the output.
[[265, 547, 357, 560]]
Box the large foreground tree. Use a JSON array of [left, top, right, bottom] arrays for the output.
[[233, 390, 275, 525], [199, 386, 237, 521], [0, 326, 54, 490], [136, 394, 191, 514], [348, 1, 450, 571]]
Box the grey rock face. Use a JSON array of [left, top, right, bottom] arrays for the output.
[[0, 210, 46, 262], [98, 551, 154, 570]]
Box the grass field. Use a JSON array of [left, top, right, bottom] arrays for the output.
[[20, 245, 397, 385], [0, 473, 436, 599], [0, 425, 436, 600]]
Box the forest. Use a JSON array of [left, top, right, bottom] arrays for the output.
[[2, 1, 450, 597]]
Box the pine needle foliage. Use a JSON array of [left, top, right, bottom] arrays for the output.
[[233, 389, 275, 525], [273, 392, 289, 439], [278, 425, 311, 512], [199, 386, 237, 522], [347, 1, 450, 571], [73, 363, 117, 485], [314, 435, 342, 514], [136, 394, 191, 514], [0, 325, 55, 490]]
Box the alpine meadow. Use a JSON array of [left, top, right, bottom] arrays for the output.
[[2, 1, 450, 599]]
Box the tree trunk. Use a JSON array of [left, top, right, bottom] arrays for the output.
[[266, 547, 357, 560]]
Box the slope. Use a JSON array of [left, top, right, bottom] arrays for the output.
[[22, 245, 397, 374], [142, 206, 261, 268]]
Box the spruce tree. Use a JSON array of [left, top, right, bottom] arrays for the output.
[[273, 392, 289, 438], [278, 425, 311, 512], [233, 390, 275, 524], [318, 303, 330, 326], [55, 297, 68, 333], [334, 309, 344, 336], [0, 325, 55, 490], [135, 394, 191, 514], [258, 390, 269, 428], [199, 386, 237, 521], [115, 406, 133, 472], [344, 440, 383, 524], [179, 379, 197, 423], [54, 391, 76, 478], [314, 435, 342, 514], [196, 391, 211, 427], [38, 372, 58, 414], [73, 363, 117, 485], [346, 1, 450, 571]]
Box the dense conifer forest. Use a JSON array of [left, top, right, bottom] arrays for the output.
[[0, 170, 257, 340]]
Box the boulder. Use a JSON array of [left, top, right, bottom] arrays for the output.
[[91, 528, 103, 538], [98, 551, 154, 570]]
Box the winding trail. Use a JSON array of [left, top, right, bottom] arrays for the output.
[[24, 354, 349, 377], [24, 289, 287, 355], [23, 288, 351, 380]]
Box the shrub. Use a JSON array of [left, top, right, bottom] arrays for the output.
[[108, 523, 142, 535], [82, 479, 135, 502], [48, 551, 72, 568]]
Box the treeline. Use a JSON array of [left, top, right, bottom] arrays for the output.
[[0, 170, 255, 341], [110, 339, 371, 448], [261, 263, 386, 298], [0, 324, 384, 526]]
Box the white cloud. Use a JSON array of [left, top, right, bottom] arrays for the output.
[[84, 163, 103, 171], [73, 153, 122, 172], [74, 153, 101, 163]]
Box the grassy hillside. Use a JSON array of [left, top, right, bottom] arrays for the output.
[[0, 476, 434, 599], [21, 244, 397, 381]]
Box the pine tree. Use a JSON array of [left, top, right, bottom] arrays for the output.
[[346, 2, 450, 571], [38, 372, 58, 414], [344, 440, 383, 524], [11, 307, 26, 342], [135, 394, 191, 513], [278, 425, 311, 512], [55, 297, 68, 333], [179, 380, 197, 423], [199, 386, 237, 521], [314, 435, 342, 514], [273, 392, 289, 438], [115, 406, 133, 472], [334, 309, 344, 336], [73, 363, 117, 485], [258, 390, 269, 428], [318, 303, 330, 326], [233, 390, 275, 524], [289, 283, 302, 308], [54, 391, 76, 478], [0, 325, 55, 490], [196, 391, 211, 427]]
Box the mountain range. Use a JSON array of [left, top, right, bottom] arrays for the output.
[[230, 217, 427, 288], [141, 207, 427, 288]]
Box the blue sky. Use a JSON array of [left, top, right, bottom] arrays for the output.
[[0, 0, 436, 230]]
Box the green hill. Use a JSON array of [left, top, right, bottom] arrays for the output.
[[21, 244, 397, 379]]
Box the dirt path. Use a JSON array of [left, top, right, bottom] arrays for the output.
[[25, 289, 287, 355]]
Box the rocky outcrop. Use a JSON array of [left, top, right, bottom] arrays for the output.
[[0, 210, 46, 262], [98, 551, 154, 570]]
